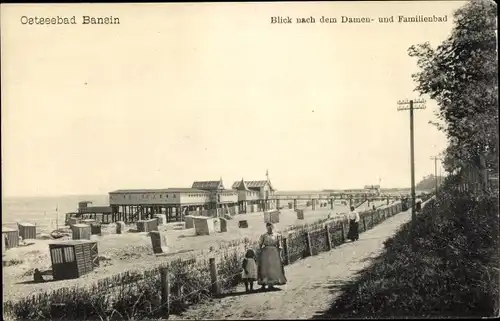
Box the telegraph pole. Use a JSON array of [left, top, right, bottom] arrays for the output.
[[397, 98, 426, 250], [430, 156, 442, 196]]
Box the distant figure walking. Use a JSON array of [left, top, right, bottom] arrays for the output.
[[415, 197, 423, 212], [257, 223, 287, 291], [241, 249, 258, 292], [347, 206, 360, 242]]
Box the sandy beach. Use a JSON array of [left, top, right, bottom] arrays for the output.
[[2, 201, 385, 303]]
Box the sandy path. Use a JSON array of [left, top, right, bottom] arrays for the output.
[[170, 207, 411, 320]]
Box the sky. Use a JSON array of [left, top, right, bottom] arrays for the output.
[[1, 1, 467, 197]]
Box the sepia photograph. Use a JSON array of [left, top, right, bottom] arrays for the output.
[[1, 1, 498, 320]]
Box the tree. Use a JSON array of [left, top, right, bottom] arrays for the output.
[[416, 174, 446, 190], [408, 0, 498, 174]]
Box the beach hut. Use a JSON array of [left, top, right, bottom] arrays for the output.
[[2, 227, 19, 250], [149, 219, 159, 231], [18, 222, 36, 240], [288, 202, 293, 209], [263, 210, 280, 224], [184, 215, 195, 229], [136, 219, 158, 233], [49, 240, 99, 280], [90, 223, 102, 235], [71, 224, 91, 240], [296, 209, 305, 220], [270, 210, 280, 223], [116, 221, 125, 234], [149, 231, 168, 254], [67, 217, 81, 227], [238, 220, 249, 228], [193, 217, 214, 236], [219, 217, 228, 232]]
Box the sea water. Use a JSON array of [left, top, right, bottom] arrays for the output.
[[2, 194, 108, 234]]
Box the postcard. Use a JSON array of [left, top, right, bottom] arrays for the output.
[[2, 1, 498, 320]]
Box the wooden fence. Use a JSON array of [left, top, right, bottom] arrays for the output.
[[456, 154, 497, 194], [281, 202, 404, 266]]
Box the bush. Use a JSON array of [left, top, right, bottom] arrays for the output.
[[3, 258, 23, 267]]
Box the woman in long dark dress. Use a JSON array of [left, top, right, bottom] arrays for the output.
[[257, 222, 287, 291], [347, 206, 360, 241]]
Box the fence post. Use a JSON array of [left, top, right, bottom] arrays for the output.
[[209, 257, 221, 297], [341, 221, 345, 243], [371, 211, 374, 228], [160, 267, 170, 318], [305, 231, 313, 257], [176, 283, 185, 307], [363, 216, 367, 231], [325, 225, 332, 250], [282, 237, 290, 265]]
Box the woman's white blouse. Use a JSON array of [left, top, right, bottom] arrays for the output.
[[259, 232, 281, 248]]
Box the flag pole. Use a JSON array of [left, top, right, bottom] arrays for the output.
[[56, 204, 59, 230]]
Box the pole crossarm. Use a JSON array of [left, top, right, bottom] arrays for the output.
[[397, 98, 427, 111]]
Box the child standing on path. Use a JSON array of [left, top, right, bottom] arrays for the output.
[[242, 249, 258, 292]]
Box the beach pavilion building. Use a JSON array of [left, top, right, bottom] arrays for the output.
[[232, 178, 276, 213], [108, 178, 239, 223]]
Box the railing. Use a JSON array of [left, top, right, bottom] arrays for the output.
[[271, 194, 331, 200]]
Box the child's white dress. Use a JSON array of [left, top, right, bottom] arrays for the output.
[[242, 258, 257, 281]]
